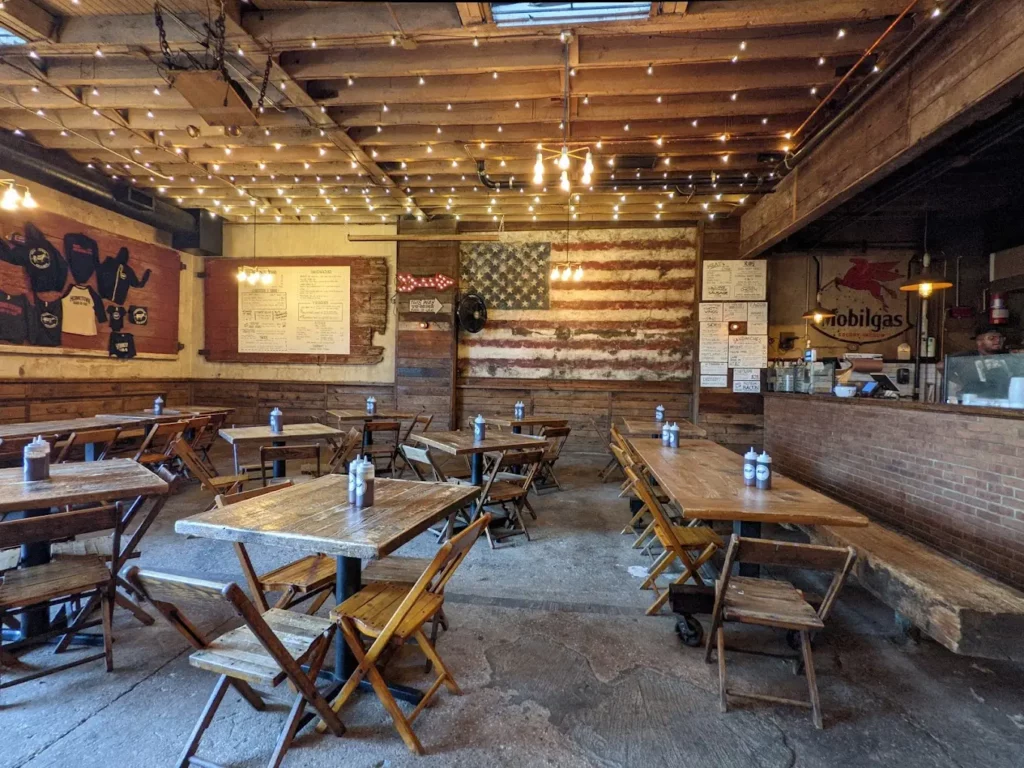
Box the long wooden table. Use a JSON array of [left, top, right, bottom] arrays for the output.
[[0, 459, 170, 643], [176, 475, 479, 701], [409, 430, 546, 486], [629, 438, 867, 577], [219, 423, 343, 478], [486, 416, 568, 434]]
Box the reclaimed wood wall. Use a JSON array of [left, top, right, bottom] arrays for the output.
[[202, 256, 388, 365], [395, 220, 458, 428], [0, 379, 191, 423]]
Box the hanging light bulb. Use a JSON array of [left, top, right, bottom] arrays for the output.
[[0, 185, 21, 210], [533, 152, 545, 184], [582, 151, 594, 177], [246, 271, 259, 285], [260, 270, 273, 285], [551, 265, 560, 280], [581, 172, 592, 186], [20, 189, 37, 209], [558, 145, 570, 170], [573, 266, 583, 281], [236, 267, 247, 283], [561, 265, 572, 281], [559, 170, 570, 192]]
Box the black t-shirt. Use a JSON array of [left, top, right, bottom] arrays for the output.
[[0, 292, 30, 343], [1, 225, 69, 293], [32, 297, 62, 346], [108, 331, 136, 359], [107, 304, 127, 331]]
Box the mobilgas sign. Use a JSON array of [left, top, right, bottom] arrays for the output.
[[817, 253, 913, 344]]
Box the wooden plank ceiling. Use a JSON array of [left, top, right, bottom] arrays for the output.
[[0, 0, 929, 225]]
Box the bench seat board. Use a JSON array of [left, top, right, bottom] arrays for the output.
[[810, 522, 1024, 662]]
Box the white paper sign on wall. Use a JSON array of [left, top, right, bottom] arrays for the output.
[[733, 379, 762, 393]]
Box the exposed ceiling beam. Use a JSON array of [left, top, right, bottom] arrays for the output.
[[0, 0, 58, 43], [455, 3, 490, 28]]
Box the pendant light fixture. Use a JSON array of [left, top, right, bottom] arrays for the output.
[[0, 181, 39, 211], [900, 215, 952, 297], [236, 218, 274, 285]]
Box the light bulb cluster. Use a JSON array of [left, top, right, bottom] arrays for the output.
[[550, 264, 584, 282], [235, 266, 274, 285], [0, 183, 38, 211]]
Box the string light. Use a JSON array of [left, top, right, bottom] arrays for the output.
[[646, 63, 653, 75]]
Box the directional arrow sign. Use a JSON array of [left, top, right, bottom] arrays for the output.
[[409, 298, 445, 313]]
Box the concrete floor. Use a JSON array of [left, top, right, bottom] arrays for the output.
[[4, 450, 1024, 768]]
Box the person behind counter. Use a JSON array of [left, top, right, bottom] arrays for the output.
[[945, 324, 1020, 399]]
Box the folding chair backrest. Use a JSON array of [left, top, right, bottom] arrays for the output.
[[365, 420, 401, 437], [0, 435, 59, 464], [399, 444, 448, 482], [170, 438, 218, 489], [124, 566, 239, 650], [194, 413, 226, 450], [215, 480, 294, 507], [538, 425, 571, 458], [401, 413, 433, 443], [624, 465, 676, 547], [135, 420, 188, 460], [56, 427, 122, 463], [610, 423, 626, 449], [185, 415, 212, 444], [0, 502, 122, 550], [724, 536, 857, 621], [509, 448, 545, 491], [328, 428, 362, 473]]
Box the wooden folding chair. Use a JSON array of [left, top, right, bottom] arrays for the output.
[[318, 513, 492, 754], [533, 425, 570, 492], [53, 427, 122, 463], [0, 503, 123, 689], [192, 411, 227, 473], [124, 567, 345, 767], [362, 420, 401, 476], [214, 482, 338, 616], [477, 448, 545, 548], [133, 420, 188, 468], [171, 438, 247, 503], [260, 444, 321, 485], [625, 466, 723, 615], [322, 427, 361, 474], [705, 536, 857, 729], [395, 414, 433, 477]]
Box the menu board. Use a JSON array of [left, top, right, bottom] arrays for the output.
[[699, 321, 729, 362], [702, 260, 767, 301], [728, 335, 767, 368], [238, 265, 351, 355]]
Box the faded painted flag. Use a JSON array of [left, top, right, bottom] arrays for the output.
[[458, 227, 697, 381]]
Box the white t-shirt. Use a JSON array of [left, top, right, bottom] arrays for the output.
[[62, 284, 102, 336]]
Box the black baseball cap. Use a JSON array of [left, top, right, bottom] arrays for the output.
[[973, 323, 1006, 338]]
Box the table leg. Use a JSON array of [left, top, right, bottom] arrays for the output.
[[470, 453, 484, 487], [734, 520, 762, 577], [12, 508, 54, 640], [232, 443, 240, 475], [512, 425, 522, 435], [84, 441, 100, 461], [273, 439, 286, 479], [331, 554, 424, 705]]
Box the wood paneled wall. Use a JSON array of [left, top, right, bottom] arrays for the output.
[[191, 379, 395, 426], [0, 379, 191, 424], [395, 220, 458, 428]]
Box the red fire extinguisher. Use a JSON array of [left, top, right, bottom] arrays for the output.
[[989, 291, 1009, 325]]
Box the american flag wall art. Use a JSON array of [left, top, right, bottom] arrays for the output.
[[458, 227, 697, 381]]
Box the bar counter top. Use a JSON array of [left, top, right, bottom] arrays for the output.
[[764, 391, 1024, 422]]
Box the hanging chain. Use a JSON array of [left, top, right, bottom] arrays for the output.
[[153, 3, 176, 69], [213, 0, 227, 77], [256, 53, 272, 113]]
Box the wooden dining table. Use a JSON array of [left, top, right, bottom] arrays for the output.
[[620, 417, 707, 439], [628, 438, 867, 575], [175, 475, 479, 702], [409, 430, 547, 486], [486, 416, 569, 434], [99, 404, 234, 420], [0, 415, 174, 461], [219, 423, 344, 478], [0, 459, 170, 644]]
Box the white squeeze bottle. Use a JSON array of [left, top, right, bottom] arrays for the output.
[[743, 447, 758, 487]]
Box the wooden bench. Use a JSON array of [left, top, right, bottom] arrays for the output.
[[808, 522, 1024, 662]]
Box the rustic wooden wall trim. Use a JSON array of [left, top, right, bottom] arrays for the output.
[[0, 379, 191, 423], [202, 256, 388, 365], [395, 220, 459, 429]]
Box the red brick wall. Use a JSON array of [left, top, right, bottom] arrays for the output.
[[764, 394, 1024, 589]]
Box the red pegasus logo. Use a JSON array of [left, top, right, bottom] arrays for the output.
[[827, 258, 903, 311]]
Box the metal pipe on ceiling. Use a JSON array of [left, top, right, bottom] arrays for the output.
[[0, 132, 198, 235]]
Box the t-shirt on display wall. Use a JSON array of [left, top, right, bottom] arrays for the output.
[[0, 210, 180, 358]]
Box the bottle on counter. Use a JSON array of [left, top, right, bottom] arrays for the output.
[[661, 421, 671, 446], [743, 447, 758, 487], [755, 451, 773, 490], [668, 422, 680, 448], [348, 456, 361, 503], [473, 414, 487, 442], [366, 395, 376, 416], [23, 435, 50, 482], [514, 400, 525, 420], [655, 404, 665, 422], [269, 407, 283, 434], [153, 395, 164, 415]]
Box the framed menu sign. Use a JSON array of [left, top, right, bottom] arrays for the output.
[[701, 260, 767, 301], [728, 335, 767, 368]]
